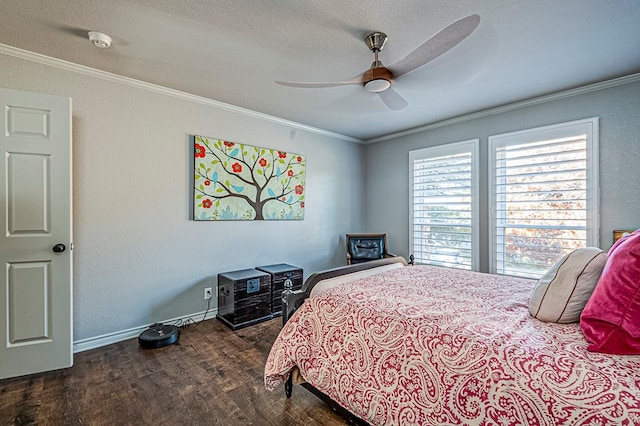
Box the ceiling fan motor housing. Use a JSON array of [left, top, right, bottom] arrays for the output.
[[363, 65, 393, 92]]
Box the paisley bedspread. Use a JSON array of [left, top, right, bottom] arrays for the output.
[[264, 265, 640, 425]]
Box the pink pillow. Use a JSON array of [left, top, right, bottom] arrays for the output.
[[580, 231, 640, 354], [609, 229, 640, 255]]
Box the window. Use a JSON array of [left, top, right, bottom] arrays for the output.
[[409, 140, 479, 270], [489, 118, 599, 278]]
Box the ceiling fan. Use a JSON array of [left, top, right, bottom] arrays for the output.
[[276, 14, 480, 111]]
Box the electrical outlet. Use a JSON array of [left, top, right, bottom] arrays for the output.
[[204, 287, 212, 300]]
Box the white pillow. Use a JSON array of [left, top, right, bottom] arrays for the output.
[[529, 247, 607, 323]]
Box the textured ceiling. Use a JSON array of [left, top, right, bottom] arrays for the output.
[[1, 0, 639, 141]]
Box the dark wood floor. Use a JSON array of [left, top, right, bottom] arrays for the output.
[[0, 317, 349, 425]]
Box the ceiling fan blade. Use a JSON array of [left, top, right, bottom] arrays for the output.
[[378, 88, 408, 111], [276, 76, 363, 89], [390, 14, 480, 78]]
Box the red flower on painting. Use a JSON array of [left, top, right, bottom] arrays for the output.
[[297, 156, 302, 162], [295, 185, 304, 195], [195, 143, 206, 158], [202, 199, 212, 209], [232, 163, 242, 173], [287, 169, 294, 177], [259, 158, 267, 167], [204, 180, 211, 186], [281, 197, 286, 201], [278, 151, 287, 158], [300, 202, 305, 208], [224, 141, 235, 147]]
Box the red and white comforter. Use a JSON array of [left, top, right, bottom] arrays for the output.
[[264, 265, 640, 425]]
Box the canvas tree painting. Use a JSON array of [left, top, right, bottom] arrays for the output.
[[193, 135, 306, 220]]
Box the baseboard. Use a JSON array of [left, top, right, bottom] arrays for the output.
[[72, 308, 218, 353]]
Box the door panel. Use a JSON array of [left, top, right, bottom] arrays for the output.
[[7, 153, 51, 234], [0, 87, 72, 379], [8, 261, 51, 345]]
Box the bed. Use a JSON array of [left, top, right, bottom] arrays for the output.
[[264, 256, 640, 425]]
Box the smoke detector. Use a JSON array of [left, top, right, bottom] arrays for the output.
[[88, 31, 112, 49]]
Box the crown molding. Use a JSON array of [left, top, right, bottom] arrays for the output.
[[0, 44, 361, 144], [3, 43, 637, 146], [366, 72, 640, 144]]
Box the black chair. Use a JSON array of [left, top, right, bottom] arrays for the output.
[[346, 233, 396, 265]]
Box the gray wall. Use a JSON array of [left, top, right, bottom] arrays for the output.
[[0, 53, 365, 342], [2, 49, 638, 345], [365, 80, 640, 272]]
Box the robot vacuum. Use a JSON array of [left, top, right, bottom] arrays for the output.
[[138, 323, 180, 349]]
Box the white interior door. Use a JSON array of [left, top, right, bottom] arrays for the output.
[[0, 87, 72, 379]]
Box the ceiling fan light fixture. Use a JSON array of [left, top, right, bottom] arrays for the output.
[[88, 31, 112, 48], [363, 62, 393, 92], [364, 78, 391, 93]]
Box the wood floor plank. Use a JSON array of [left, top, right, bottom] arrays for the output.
[[0, 318, 349, 425]]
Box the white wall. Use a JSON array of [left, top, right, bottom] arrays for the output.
[[0, 53, 365, 344], [365, 78, 640, 272]]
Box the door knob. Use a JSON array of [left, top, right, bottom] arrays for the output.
[[52, 243, 66, 253]]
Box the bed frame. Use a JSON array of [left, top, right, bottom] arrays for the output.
[[280, 256, 409, 425]]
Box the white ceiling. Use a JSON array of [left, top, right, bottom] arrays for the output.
[[1, 0, 639, 141]]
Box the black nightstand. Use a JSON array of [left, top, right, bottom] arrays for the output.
[[256, 264, 303, 316], [217, 268, 271, 330]]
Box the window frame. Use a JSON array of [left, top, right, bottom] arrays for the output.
[[487, 117, 599, 277], [409, 139, 480, 270]]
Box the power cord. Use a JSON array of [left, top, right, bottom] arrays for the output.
[[198, 297, 211, 325], [170, 297, 211, 329], [173, 317, 196, 328]]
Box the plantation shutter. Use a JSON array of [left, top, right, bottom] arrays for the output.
[[410, 141, 478, 270], [490, 118, 598, 278]]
